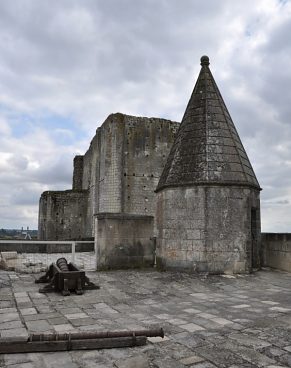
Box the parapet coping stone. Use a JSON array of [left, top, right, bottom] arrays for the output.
[[41, 189, 88, 196], [156, 181, 261, 193], [95, 212, 154, 221]]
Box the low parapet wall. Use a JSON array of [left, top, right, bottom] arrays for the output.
[[95, 213, 155, 270], [261, 233, 291, 272], [0, 241, 94, 253]]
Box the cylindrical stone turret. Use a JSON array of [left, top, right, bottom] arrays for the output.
[[155, 56, 261, 274]]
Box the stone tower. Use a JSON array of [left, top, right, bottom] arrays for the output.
[[155, 56, 261, 274]]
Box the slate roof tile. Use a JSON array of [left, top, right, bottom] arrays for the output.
[[156, 56, 260, 192]]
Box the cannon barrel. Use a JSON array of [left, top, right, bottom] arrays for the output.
[[29, 328, 164, 342], [56, 257, 69, 272]]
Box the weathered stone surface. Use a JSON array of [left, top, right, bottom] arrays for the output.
[[72, 155, 84, 190], [1, 268, 291, 367], [262, 233, 291, 272], [25, 319, 52, 332], [38, 189, 89, 241], [0, 312, 20, 323], [114, 354, 149, 368], [179, 355, 205, 365], [95, 213, 154, 270], [156, 185, 261, 273], [0, 327, 28, 338]]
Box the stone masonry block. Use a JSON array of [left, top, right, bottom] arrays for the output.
[[186, 229, 201, 240]]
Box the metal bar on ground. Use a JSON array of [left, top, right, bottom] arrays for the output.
[[30, 328, 164, 341], [0, 336, 147, 354]]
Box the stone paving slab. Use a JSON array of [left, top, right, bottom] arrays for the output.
[[0, 269, 291, 367]]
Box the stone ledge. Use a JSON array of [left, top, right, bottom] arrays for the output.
[[95, 212, 154, 221]]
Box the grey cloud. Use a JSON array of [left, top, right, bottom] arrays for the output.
[[261, 16, 291, 55], [0, 203, 38, 228], [8, 154, 29, 170], [9, 186, 40, 206], [31, 156, 73, 186], [277, 200, 289, 205], [0, 0, 291, 230]]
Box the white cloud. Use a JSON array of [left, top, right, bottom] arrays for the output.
[[0, 117, 11, 135], [0, 0, 290, 231]]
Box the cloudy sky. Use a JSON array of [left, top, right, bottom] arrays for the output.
[[0, 0, 291, 232]]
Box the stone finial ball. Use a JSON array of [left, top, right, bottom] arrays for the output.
[[200, 55, 210, 66]]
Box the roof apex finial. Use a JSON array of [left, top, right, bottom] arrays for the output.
[[200, 55, 210, 66]]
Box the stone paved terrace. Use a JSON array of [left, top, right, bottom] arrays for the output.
[[0, 269, 291, 367]]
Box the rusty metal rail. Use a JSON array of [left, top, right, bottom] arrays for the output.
[[0, 328, 164, 354], [30, 328, 164, 341]]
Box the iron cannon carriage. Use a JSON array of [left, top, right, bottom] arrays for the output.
[[35, 257, 99, 296]]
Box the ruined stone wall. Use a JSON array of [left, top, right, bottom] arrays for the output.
[[156, 186, 261, 273], [38, 190, 88, 240], [81, 131, 101, 238], [122, 116, 178, 217], [98, 114, 124, 213], [261, 233, 291, 272], [38, 113, 179, 240], [95, 213, 154, 270], [72, 155, 84, 190], [82, 147, 92, 191], [82, 145, 93, 238], [81, 113, 178, 237]]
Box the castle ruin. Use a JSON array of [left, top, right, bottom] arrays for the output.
[[38, 113, 179, 240], [38, 56, 261, 273]]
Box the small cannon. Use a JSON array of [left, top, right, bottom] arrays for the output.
[[0, 328, 164, 354], [35, 257, 99, 296]]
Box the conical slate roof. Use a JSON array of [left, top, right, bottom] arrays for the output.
[[156, 56, 260, 192]]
